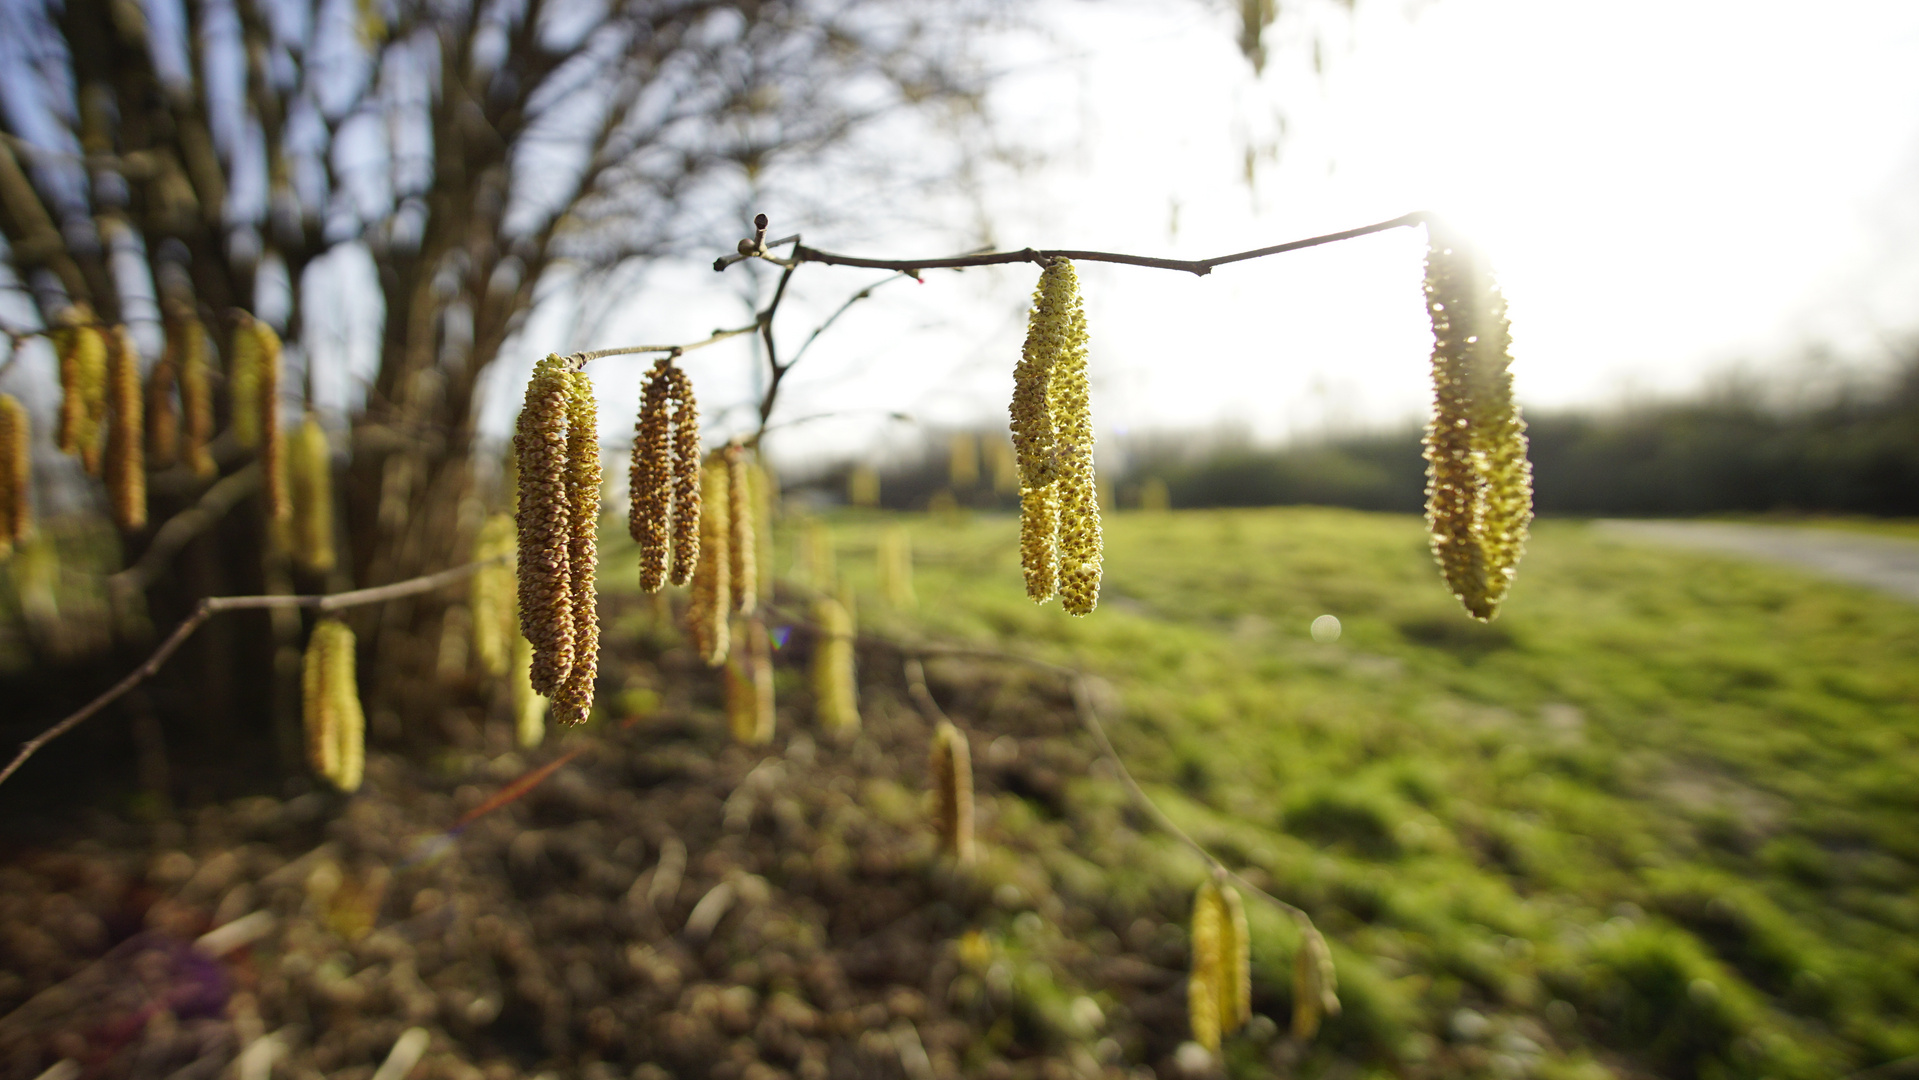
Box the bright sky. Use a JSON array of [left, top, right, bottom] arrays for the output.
[[495, 0, 1919, 463]]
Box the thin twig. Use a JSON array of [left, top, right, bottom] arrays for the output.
[[575, 323, 758, 363], [720, 212, 1428, 280], [110, 462, 262, 597], [0, 554, 510, 789]]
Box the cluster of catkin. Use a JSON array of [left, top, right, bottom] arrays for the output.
[[929, 721, 974, 863], [288, 414, 336, 573], [302, 618, 365, 792], [725, 618, 776, 745], [1010, 260, 1101, 616], [0, 395, 30, 555], [231, 313, 289, 520], [51, 309, 150, 529], [630, 358, 702, 592], [1188, 880, 1251, 1053], [514, 354, 601, 726], [1421, 225, 1532, 621]]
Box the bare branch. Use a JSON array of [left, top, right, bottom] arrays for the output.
[[719, 212, 1430, 279], [110, 462, 262, 598], [0, 555, 511, 790]]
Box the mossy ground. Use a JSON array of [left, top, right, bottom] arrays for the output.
[[817, 507, 1919, 1079]]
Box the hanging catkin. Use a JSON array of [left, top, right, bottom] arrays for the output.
[[146, 329, 179, 469], [289, 414, 335, 573], [551, 369, 601, 726], [0, 394, 30, 552], [1291, 921, 1340, 1042], [685, 455, 730, 666], [631, 359, 676, 591], [1422, 225, 1532, 621], [470, 513, 517, 677], [724, 617, 775, 746], [55, 311, 108, 474], [878, 525, 915, 608], [257, 321, 287, 521], [229, 315, 264, 448], [1219, 885, 1251, 1035], [1051, 290, 1101, 615], [929, 721, 974, 863], [104, 325, 146, 530], [667, 365, 702, 586], [515, 354, 575, 696], [302, 618, 365, 793], [1188, 881, 1228, 1054], [725, 442, 755, 614], [811, 595, 859, 740], [1009, 260, 1099, 610], [176, 312, 215, 478], [510, 631, 547, 749]]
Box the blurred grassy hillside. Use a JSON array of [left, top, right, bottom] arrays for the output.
[[821, 507, 1919, 1078]]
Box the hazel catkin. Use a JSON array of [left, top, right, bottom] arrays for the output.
[[0, 394, 30, 553], [515, 354, 575, 696], [1291, 921, 1340, 1042], [55, 311, 108, 474], [145, 335, 179, 469], [726, 441, 756, 614], [1188, 881, 1227, 1054], [289, 414, 335, 573], [631, 359, 676, 591], [685, 455, 730, 666], [666, 364, 702, 586], [1422, 224, 1532, 621], [1051, 294, 1101, 615], [811, 595, 859, 740], [929, 721, 974, 863], [176, 312, 215, 477], [104, 325, 146, 530], [725, 617, 776, 746], [1010, 260, 1100, 611], [551, 369, 601, 726], [302, 618, 365, 793], [470, 514, 518, 677]]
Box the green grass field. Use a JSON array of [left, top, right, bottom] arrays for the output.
[[809, 508, 1919, 1079]]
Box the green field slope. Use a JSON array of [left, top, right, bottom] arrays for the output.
[[820, 508, 1919, 1079]]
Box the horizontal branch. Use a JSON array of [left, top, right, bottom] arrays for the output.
[[720, 212, 1429, 279], [0, 555, 510, 790]]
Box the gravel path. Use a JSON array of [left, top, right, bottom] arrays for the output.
[[1593, 521, 1919, 603]]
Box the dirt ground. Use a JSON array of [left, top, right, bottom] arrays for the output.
[[0, 623, 1256, 1080]]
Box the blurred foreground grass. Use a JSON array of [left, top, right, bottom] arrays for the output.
[[816, 507, 1919, 1078]]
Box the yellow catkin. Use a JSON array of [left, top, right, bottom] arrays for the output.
[[847, 464, 879, 508], [104, 325, 146, 530], [929, 721, 974, 863], [56, 316, 108, 474], [0, 395, 30, 552], [256, 320, 287, 521], [511, 631, 547, 748], [177, 313, 215, 477], [1018, 484, 1058, 601], [685, 455, 730, 666], [1011, 262, 1079, 490], [726, 442, 756, 614], [551, 369, 601, 726], [470, 514, 517, 677], [145, 330, 179, 469], [949, 432, 978, 489], [666, 365, 702, 587], [1220, 885, 1252, 1036], [289, 414, 335, 573], [1291, 922, 1340, 1042], [811, 595, 859, 740], [1051, 290, 1100, 615], [1422, 225, 1532, 621], [724, 618, 776, 746], [631, 358, 676, 591], [229, 315, 263, 448], [515, 354, 575, 696], [989, 437, 1018, 496], [302, 618, 365, 793], [878, 525, 915, 608], [1189, 881, 1227, 1054]]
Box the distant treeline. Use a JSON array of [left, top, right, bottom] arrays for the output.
[[799, 352, 1919, 517]]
